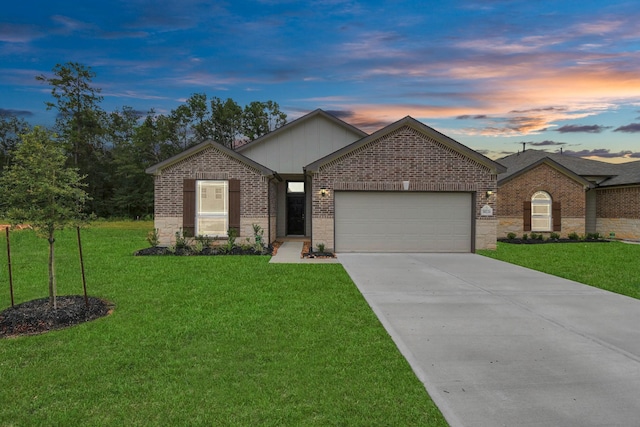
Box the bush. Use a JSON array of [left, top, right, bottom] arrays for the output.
[[522, 233, 528, 240], [507, 232, 517, 240], [568, 232, 580, 240], [530, 232, 539, 240], [147, 228, 160, 247], [252, 223, 264, 251], [225, 228, 238, 252], [550, 232, 560, 240], [586, 232, 601, 240], [174, 229, 192, 249], [316, 243, 326, 253], [195, 234, 214, 248]]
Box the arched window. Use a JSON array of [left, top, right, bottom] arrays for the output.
[[531, 191, 552, 231]]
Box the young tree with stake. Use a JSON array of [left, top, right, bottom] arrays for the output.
[[0, 126, 88, 308]]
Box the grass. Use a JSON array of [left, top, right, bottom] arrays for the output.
[[478, 241, 640, 299], [0, 222, 447, 426]]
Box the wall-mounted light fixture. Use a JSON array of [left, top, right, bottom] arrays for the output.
[[485, 190, 494, 198], [320, 188, 328, 197], [402, 180, 410, 191]]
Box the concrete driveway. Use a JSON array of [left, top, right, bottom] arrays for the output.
[[339, 253, 640, 427]]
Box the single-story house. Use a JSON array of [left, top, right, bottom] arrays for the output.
[[496, 149, 640, 239], [146, 109, 506, 252]]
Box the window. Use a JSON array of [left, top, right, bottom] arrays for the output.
[[531, 191, 552, 231], [196, 180, 228, 236], [287, 181, 304, 193]]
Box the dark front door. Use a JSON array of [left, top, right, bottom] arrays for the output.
[[287, 194, 305, 235]]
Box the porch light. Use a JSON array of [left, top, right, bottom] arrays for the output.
[[320, 188, 328, 197], [485, 190, 494, 198]]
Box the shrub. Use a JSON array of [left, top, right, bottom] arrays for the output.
[[522, 233, 528, 240], [586, 232, 601, 240], [536, 233, 544, 241], [195, 234, 214, 248], [507, 232, 517, 240], [252, 223, 264, 250], [226, 228, 238, 252], [550, 232, 560, 240], [147, 228, 160, 247], [174, 229, 191, 249], [568, 232, 580, 240], [530, 232, 539, 240], [316, 243, 326, 253]]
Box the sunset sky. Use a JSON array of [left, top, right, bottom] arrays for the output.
[[2, 0, 640, 162]]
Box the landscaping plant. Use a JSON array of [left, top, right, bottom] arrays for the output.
[[0, 126, 88, 308]]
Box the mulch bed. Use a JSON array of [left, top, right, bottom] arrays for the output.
[[498, 238, 609, 244], [134, 245, 275, 256], [271, 241, 282, 256], [0, 295, 112, 339], [301, 241, 336, 258]]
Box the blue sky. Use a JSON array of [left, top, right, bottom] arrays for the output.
[[2, 0, 640, 162]]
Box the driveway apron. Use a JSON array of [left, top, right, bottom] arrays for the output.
[[339, 253, 640, 427]]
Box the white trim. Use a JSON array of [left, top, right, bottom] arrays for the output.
[[196, 180, 228, 237], [531, 191, 552, 232]]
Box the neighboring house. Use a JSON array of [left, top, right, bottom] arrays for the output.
[[497, 149, 640, 239], [146, 109, 505, 252]]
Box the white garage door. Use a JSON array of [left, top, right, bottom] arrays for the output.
[[335, 192, 472, 252]]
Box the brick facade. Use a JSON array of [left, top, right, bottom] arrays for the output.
[[497, 163, 586, 237], [596, 186, 640, 239], [311, 125, 498, 251], [153, 145, 272, 245], [596, 186, 640, 219]]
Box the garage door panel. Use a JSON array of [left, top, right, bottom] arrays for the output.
[[335, 192, 472, 252]]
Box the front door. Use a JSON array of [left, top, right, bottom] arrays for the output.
[[287, 194, 305, 235]]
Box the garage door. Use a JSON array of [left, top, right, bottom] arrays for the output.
[[335, 192, 472, 252]]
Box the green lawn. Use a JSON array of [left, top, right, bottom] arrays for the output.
[[479, 241, 640, 299], [0, 223, 447, 426]]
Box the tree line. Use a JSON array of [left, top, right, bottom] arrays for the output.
[[0, 62, 287, 219]]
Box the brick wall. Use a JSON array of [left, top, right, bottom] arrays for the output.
[[596, 186, 640, 239], [597, 218, 640, 239], [311, 125, 498, 250], [497, 163, 585, 237], [596, 186, 640, 219], [153, 145, 271, 245]]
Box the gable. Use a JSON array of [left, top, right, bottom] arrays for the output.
[[152, 144, 271, 221], [146, 140, 274, 177], [498, 162, 587, 217], [238, 110, 366, 174], [315, 124, 495, 183], [306, 116, 505, 175], [498, 157, 593, 188]]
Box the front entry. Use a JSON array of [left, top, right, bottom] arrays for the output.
[[287, 194, 305, 235], [286, 181, 305, 235]]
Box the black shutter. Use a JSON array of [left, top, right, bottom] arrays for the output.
[[523, 201, 532, 231], [183, 179, 196, 237], [552, 201, 561, 231], [229, 179, 240, 234]]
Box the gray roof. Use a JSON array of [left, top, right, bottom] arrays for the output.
[[497, 149, 640, 187], [604, 160, 640, 186]]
